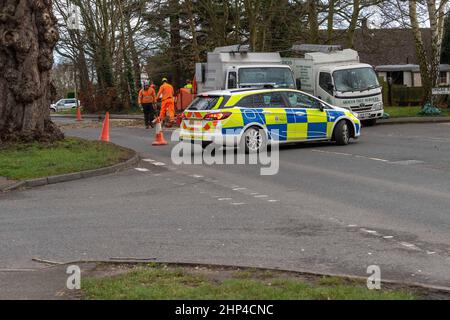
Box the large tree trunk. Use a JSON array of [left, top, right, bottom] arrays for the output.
[[308, 0, 319, 44], [0, 0, 63, 142], [169, 0, 182, 89]]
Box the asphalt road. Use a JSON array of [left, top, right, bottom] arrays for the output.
[[1, 122, 450, 288]]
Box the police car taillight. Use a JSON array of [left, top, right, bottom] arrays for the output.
[[203, 112, 232, 121]]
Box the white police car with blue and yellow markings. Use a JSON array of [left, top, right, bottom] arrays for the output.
[[179, 88, 361, 153]]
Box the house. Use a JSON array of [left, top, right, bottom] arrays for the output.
[[376, 64, 450, 87], [297, 27, 450, 87]]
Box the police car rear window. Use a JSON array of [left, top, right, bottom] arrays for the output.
[[188, 96, 221, 110]]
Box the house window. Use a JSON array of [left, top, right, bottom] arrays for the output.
[[439, 71, 447, 84]]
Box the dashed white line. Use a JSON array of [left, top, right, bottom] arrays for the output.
[[218, 198, 232, 201], [142, 159, 155, 162], [134, 168, 149, 172], [153, 162, 166, 166], [254, 195, 268, 198], [267, 199, 279, 202], [231, 202, 246, 205]]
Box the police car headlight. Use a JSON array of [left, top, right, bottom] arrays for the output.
[[372, 102, 383, 110]]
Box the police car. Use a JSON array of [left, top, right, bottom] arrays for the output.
[[179, 88, 361, 153]]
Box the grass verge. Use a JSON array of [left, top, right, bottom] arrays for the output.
[[82, 264, 417, 300], [0, 137, 133, 180], [384, 106, 450, 118]]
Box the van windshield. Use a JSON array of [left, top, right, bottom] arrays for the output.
[[188, 96, 221, 110], [333, 67, 379, 92], [238, 67, 295, 89]]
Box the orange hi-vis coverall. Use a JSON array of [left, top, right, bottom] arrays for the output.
[[138, 87, 156, 104], [157, 82, 175, 122]]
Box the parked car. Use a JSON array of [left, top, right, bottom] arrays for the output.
[[50, 99, 80, 112]]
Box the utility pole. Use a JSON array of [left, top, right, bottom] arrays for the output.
[[67, 3, 81, 108]]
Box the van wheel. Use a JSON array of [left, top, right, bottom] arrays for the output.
[[240, 127, 267, 153], [362, 119, 377, 126], [334, 121, 350, 145]]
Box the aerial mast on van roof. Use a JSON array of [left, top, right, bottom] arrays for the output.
[[291, 44, 343, 53], [213, 44, 250, 54]]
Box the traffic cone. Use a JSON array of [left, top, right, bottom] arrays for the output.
[[152, 117, 168, 146], [76, 107, 82, 121], [99, 112, 110, 142]]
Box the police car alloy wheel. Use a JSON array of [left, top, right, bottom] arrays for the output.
[[334, 121, 350, 146], [241, 127, 267, 153]]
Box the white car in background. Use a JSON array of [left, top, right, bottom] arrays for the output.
[[50, 99, 80, 112]]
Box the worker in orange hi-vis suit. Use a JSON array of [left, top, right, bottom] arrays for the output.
[[138, 81, 157, 129], [157, 77, 175, 124]]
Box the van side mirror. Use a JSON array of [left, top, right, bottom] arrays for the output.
[[296, 78, 302, 90]]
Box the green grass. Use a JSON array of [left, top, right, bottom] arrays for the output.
[[384, 106, 450, 118], [0, 137, 132, 180], [82, 265, 417, 300]]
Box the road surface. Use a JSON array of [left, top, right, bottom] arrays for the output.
[[1, 122, 450, 288]]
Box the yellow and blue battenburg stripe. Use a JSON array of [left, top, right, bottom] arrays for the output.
[[219, 108, 359, 141]]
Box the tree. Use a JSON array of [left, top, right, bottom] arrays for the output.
[[441, 14, 450, 63], [0, 0, 63, 142], [409, 0, 448, 104]]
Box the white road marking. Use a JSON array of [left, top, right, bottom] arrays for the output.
[[348, 224, 358, 227], [360, 228, 378, 235], [190, 174, 204, 178], [427, 251, 436, 255], [267, 199, 279, 202], [383, 236, 394, 239], [400, 242, 420, 250], [254, 195, 268, 198], [369, 157, 389, 162], [142, 159, 155, 162], [218, 198, 232, 201], [233, 187, 247, 191], [153, 162, 166, 166], [231, 202, 246, 205], [134, 168, 149, 172]]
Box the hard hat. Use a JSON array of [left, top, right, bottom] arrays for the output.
[[162, 77, 168, 82]]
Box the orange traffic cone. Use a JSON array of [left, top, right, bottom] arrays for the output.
[[99, 112, 110, 142], [76, 107, 82, 121], [152, 117, 168, 146]]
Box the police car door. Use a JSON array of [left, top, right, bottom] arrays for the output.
[[305, 95, 328, 139], [283, 91, 309, 141], [258, 92, 288, 141]]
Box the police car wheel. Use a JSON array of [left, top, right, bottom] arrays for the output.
[[241, 127, 266, 153], [334, 121, 350, 145]]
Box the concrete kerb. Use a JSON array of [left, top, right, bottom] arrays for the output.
[[378, 116, 450, 125], [0, 149, 139, 193], [52, 113, 450, 125]]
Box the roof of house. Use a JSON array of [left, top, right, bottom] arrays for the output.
[[375, 64, 450, 72], [296, 28, 433, 66]]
